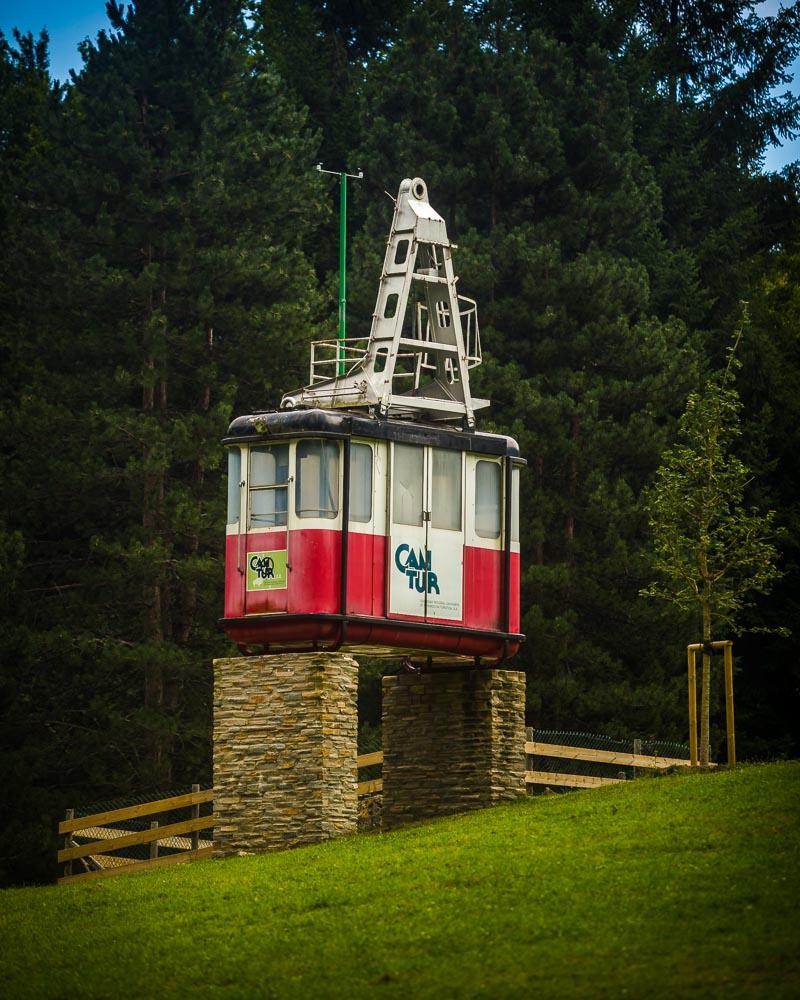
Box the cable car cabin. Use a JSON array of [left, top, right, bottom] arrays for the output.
[[221, 175, 525, 663], [221, 409, 524, 663]]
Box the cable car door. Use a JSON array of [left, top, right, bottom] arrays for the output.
[[244, 444, 289, 615], [388, 443, 463, 622]]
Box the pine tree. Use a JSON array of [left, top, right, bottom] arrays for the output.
[[254, 0, 407, 289], [0, 26, 93, 886], [54, 0, 323, 780], [255, 0, 404, 170], [0, 1, 324, 882], [618, 0, 800, 335]]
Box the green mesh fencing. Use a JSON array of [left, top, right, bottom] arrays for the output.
[[357, 722, 383, 782]]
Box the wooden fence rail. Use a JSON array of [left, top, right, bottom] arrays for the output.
[[356, 740, 695, 795], [523, 741, 694, 772], [357, 751, 383, 795]]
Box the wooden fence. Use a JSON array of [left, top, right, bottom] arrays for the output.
[[58, 785, 214, 884], [60, 741, 693, 882], [522, 740, 697, 788], [356, 739, 696, 795]]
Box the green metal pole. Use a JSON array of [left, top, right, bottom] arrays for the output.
[[317, 163, 361, 377], [338, 171, 347, 377]]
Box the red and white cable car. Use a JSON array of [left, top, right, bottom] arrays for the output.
[[221, 178, 525, 663]]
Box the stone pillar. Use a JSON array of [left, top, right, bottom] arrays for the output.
[[381, 668, 526, 830], [213, 652, 358, 856]]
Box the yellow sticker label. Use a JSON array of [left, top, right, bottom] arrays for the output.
[[246, 550, 287, 591]]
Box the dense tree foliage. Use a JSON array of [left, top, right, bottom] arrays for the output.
[[342, 2, 701, 734], [0, 0, 324, 884], [1, 0, 798, 884]]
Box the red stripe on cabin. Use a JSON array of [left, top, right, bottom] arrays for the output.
[[224, 530, 520, 656], [287, 528, 339, 614], [346, 531, 386, 618], [463, 546, 501, 629], [224, 533, 244, 618]]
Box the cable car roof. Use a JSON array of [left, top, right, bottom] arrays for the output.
[[223, 408, 522, 459]]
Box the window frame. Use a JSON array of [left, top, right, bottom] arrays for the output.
[[227, 447, 242, 525], [349, 441, 373, 524], [248, 443, 289, 529], [475, 459, 502, 540], [295, 438, 340, 520], [430, 447, 462, 532], [392, 442, 425, 528]]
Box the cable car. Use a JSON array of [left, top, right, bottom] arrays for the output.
[[221, 178, 525, 663]]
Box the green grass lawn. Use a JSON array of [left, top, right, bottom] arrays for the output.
[[1, 762, 798, 999]]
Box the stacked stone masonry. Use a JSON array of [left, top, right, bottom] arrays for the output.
[[213, 652, 358, 857], [381, 668, 526, 829]]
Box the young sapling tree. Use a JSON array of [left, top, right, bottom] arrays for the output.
[[642, 315, 782, 764]]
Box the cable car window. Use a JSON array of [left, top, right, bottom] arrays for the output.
[[350, 443, 373, 523], [431, 449, 461, 530], [227, 448, 241, 524], [249, 445, 289, 527], [475, 461, 501, 538], [296, 440, 339, 519], [511, 466, 520, 543], [393, 444, 423, 526]]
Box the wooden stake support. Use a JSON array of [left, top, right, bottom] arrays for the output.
[[687, 640, 736, 767]]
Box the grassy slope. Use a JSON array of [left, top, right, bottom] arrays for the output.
[[1, 762, 798, 999]]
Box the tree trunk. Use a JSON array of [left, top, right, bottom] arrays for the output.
[[564, 414, 580, 545], [178, 325, 213, 643], [533, 455, 544, 565], [141, 264, 171, 782], [668, 0, 679, 104]]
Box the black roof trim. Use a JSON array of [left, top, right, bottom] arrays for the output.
[[223, 408, 522, 458]]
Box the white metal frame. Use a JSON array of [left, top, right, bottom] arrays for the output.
[[281, 178, 489, 428]]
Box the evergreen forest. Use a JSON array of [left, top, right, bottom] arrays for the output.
[[1, 0, 799, 886]]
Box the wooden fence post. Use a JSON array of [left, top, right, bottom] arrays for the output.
[[525, 729, 534, 793], [633, 738, 642, 779], [149, 821, 159, 860], [191, 784, 200, 851], [687, 646, 698, 766], [723, 643, 736, 766], [63, 809, 74, 879]]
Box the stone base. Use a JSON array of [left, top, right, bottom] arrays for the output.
[[213, 652, 358, 856], [381, 668, 526, 830]]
